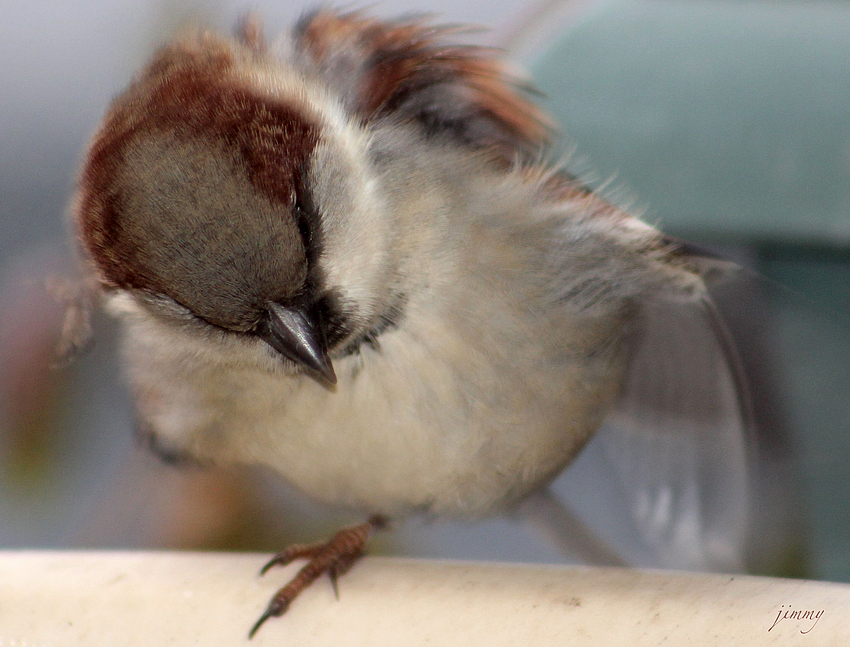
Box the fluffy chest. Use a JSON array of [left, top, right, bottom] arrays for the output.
[[125, 308, 622, 517]]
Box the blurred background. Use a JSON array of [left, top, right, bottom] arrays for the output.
[[1, 0, 848, 582]]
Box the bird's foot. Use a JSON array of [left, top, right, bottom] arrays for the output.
[[249, 515, 388, 639]]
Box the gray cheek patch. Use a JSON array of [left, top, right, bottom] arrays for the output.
[[118, 131, 308, 329]]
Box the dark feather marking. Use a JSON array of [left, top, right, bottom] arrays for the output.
[[339, 291, 408, 356], [288, 169, 356, 351], [133, 415, 205, 468]]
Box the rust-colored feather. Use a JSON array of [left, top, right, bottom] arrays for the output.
[[76, 33, 318, 294], [295, 9, 555, 161]]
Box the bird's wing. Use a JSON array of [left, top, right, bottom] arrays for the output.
[[523, 281, 754, 571], [292, 8, 553, 162], [597, 289, 752, 571]]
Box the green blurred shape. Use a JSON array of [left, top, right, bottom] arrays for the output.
[[531, 0, 850, 244]]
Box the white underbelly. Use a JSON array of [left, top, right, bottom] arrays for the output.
[[202, 350, 608, 516]]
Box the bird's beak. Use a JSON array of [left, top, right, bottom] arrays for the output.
[[258, 302, 337, 385]]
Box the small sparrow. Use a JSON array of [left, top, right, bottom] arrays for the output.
[[70, 8, 751, 637]]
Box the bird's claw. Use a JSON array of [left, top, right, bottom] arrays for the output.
[[249, 515, 388, 639]]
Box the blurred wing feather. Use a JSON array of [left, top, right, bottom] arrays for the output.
[[294, 9, 554, 161], [598, 291, 753, 571]]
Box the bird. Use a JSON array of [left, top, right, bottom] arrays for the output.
[[69, 8, 752, 637]]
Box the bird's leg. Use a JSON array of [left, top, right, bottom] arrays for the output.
[[249, 515, 388, 639]]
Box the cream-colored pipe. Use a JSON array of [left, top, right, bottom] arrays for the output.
[[1, 551, 847, 644]]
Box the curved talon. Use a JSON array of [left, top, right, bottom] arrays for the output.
[[259, 558, 279, 577], [249, 598, 289, 640], [327, 554, 358, 599], [259, 543, 323, 576], [328, 566, 340, 600]]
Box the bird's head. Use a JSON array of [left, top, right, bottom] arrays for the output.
[[75, 28, 393, 385]]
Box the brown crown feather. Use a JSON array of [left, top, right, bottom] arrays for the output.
[[76, 34, 318, 296]]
